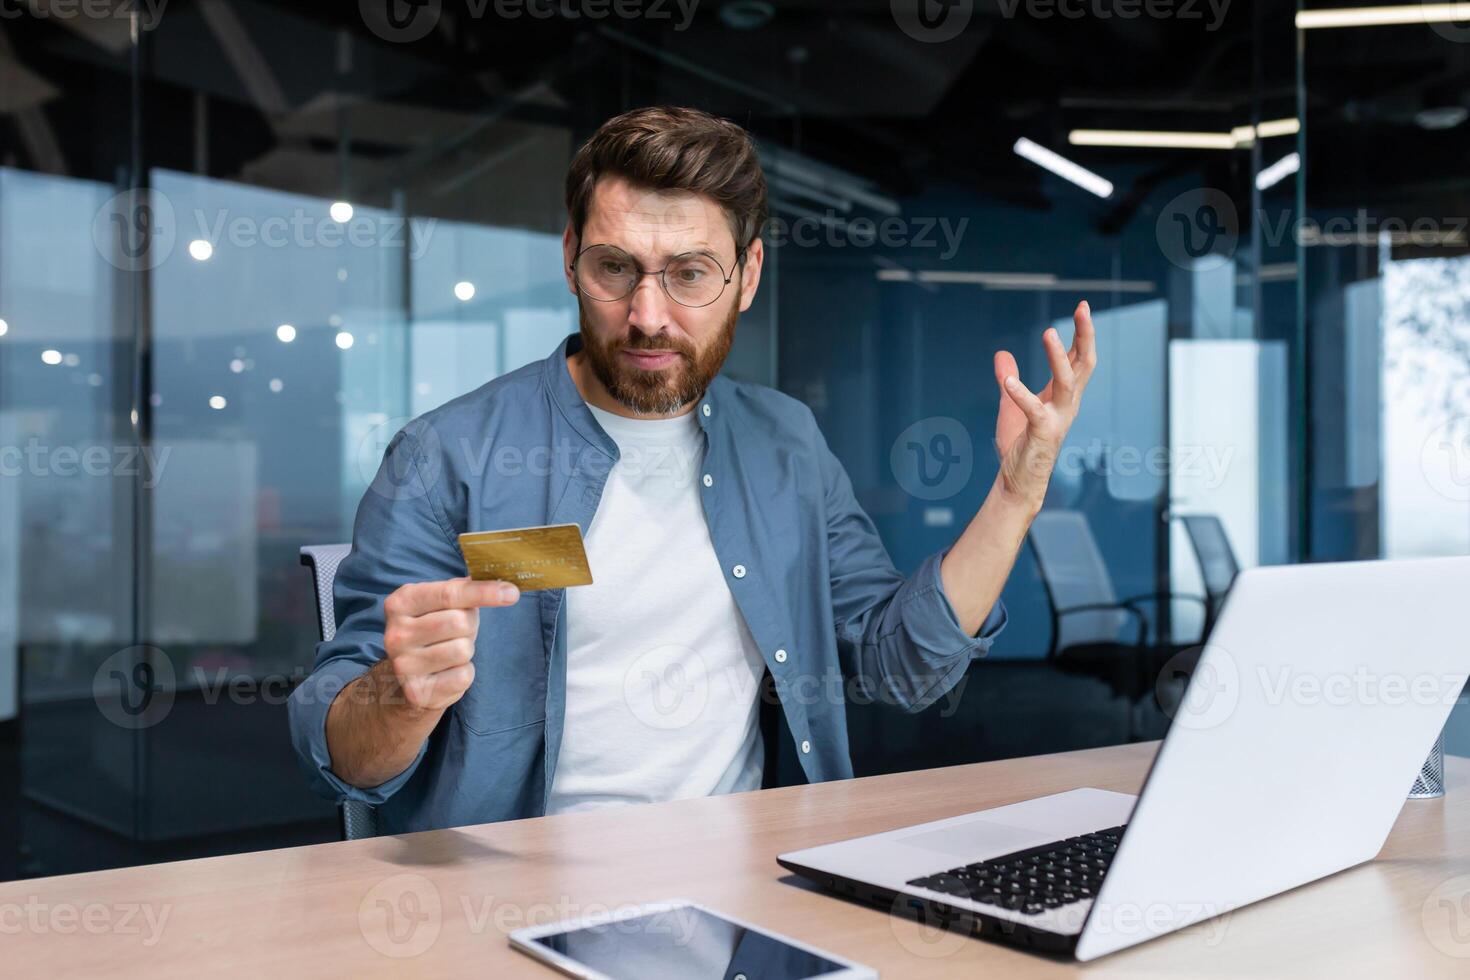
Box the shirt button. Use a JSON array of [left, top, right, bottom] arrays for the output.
[[702, 473, 713, 488], [801, 740, 812, 754], [702, 403, 711, 417], [774, 649, 788, 663], [732, 564, 746, 579]]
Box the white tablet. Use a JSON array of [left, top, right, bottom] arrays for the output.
[[508, 899, 877, 979]]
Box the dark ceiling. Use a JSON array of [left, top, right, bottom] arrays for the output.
[[1, 0, 1466, 236]]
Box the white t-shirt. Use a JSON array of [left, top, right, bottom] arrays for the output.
[[545, 402, 767, 815]]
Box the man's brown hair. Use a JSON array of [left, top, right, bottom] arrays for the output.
[[565, 106, 768, 263]]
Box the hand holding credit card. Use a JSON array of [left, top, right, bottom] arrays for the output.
[[458, 523, 594, 591]]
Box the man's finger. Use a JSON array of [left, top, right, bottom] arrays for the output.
[[1043, 327, 1076, 398], [1072, 299, 1097, 379], [1002, 375, 1048, 427], [438, 577, 520, 611], [993, 349, 1019, 400], [395, 577, 519, 616], [404, 607, 478, 646]]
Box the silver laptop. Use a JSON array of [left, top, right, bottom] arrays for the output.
[[778, 556, 1470, 960]]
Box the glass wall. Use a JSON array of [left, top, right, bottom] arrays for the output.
[[0, 1, 1464, 878], [1298, 8, 1470, 748]]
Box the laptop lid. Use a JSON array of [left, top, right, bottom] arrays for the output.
[[1075, 556, 1470, 961]]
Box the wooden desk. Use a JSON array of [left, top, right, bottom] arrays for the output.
[[7, 742, 1470, 977]]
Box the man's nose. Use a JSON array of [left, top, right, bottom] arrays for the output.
[[626, 274, 672, 336]]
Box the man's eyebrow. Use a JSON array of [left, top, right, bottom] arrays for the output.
[[600, 242, 723, 263]]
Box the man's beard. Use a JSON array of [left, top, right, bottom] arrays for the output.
[[578, 296, 739, 416]]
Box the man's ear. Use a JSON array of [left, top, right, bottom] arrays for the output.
[[736, 235, 765, 313], [562, 221, 579, 297]]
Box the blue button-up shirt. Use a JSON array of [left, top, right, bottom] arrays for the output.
[[289, 333, 1006, 834]]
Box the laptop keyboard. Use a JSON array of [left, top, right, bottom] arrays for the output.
[[905, 825, 1126, 916]]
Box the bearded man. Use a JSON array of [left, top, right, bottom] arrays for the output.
[[289, 106, 1097, 834]]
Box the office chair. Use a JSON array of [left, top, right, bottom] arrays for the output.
[[300, 544, 379, 841], [1176, 514, 1240, 637], [1027, 510, 1207, 738]]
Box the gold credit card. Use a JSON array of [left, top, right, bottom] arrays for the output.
[[458, 523, 594, 591]]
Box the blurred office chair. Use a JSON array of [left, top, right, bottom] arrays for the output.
[[1176, 514, 1240, 637], [1027, 510, 1207, 738], [300, 544, 379, 841]]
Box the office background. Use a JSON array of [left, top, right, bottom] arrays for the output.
[[0, 0, 1467, 880]]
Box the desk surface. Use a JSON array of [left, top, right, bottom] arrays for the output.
[[7, 742, 1470, 977]]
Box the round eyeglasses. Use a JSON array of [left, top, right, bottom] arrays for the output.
[[571, 243, 742, 309]]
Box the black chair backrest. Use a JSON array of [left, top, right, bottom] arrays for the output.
[[300, 544, 378, 841], [1179, 514, 1240, 605], [301, 544, 352, 643], [1027, 510, 1131, 651]]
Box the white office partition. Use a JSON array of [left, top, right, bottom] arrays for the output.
[[1381, 256, 1470, 558], [1168, 339, 1288, 639]]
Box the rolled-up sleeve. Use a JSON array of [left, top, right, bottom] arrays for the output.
[[819, 426, 1007, 713], [288, 426, 462, 804]]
